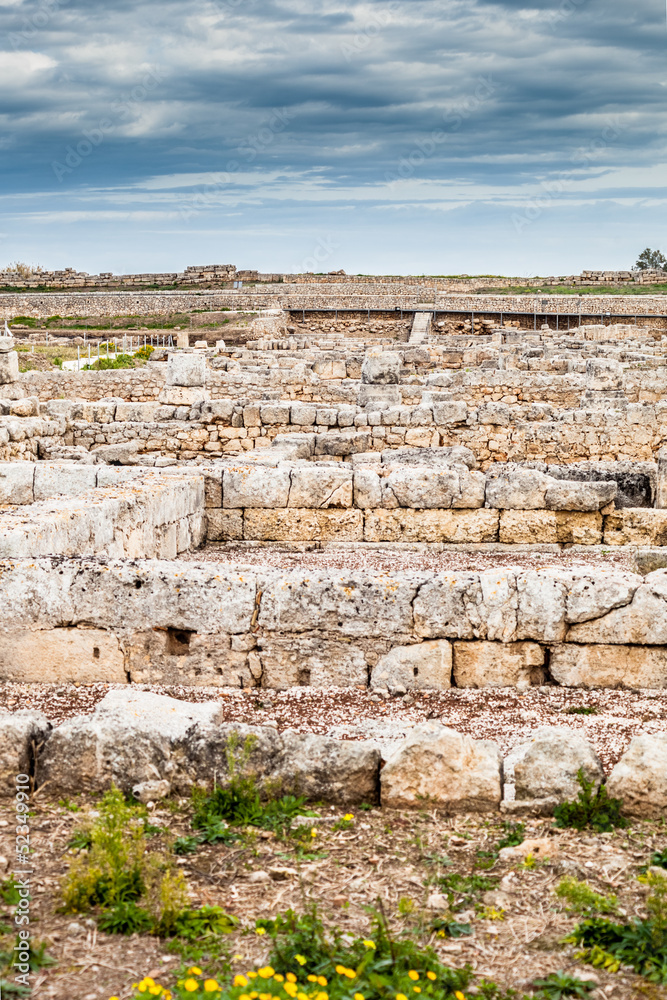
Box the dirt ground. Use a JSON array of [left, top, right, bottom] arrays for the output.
[[9, 798, 666, 1000]]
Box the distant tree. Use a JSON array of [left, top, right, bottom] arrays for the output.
[[634, 248, 667, 271]]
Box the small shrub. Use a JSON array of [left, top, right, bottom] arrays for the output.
[[649, 848, 667, 870], [554, 877, 618, 915], [565, 706, 598, 716], [97, 901, 153, 935], [531, 971, 595, 998], [496, 821, 525, 851], [133, 344, 155, 360], [554, 770, 628, 833], [52, 356, 63, 369], [438, 872, 499, 910]]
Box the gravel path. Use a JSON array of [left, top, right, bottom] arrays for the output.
[[4, 682, 665, 772]]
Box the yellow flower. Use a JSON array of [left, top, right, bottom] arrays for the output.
[[250, 993, 259, 998], [286, 974, 297, 983], [335, 966, 346, 975], [295, 956, 307, 966], [315, 993, 328, 1000], [408, 972, 419, 982], [413, 989, 421, 994], [256, 927, 267, 936], [240, 995, 251, 1000], [141, 981, 155, 990], [248, 973, 258, 980], [149, 989, 162, 997], [362, 940, 376, 950], [274, 975, 284, 983], [297, 993, 309, 1000], [235, 976, 249, 987], [426, 973, 437, 982], [317, 977, 327, 987], [344, 814, 354, 822], [354, 994, 365, 1000], [258, 968, 275, 980], [204, 981, 221, 993], [284, 984, 298, 998], [109, 997, 120, 1000], [259, 993, 272, 1000], [307, 976, 318, 983], [183, 981, 199, 994], [345, 970, 356, 980], [396, 994, 408, 1000], [188, 969, 203, 977], [455, 993, 466, 1000], [234, 955, 244, 961], [311, 829, 317, 838]]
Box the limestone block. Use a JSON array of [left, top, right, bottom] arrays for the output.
[[159, 386, 207, 406], [288, 466, 353, 508], [166, 352, 206, 387], [606, 733, 667, 817], [453, 470, 486, 508], [258, 569, 418, 638], [0, 462, 34, 504], [206, 509, 243, 541], [257, 637, 368, 688], [566, 571, 667, 644], [91, 440, 141, 465], [565, 572, 641, 624], [354, 468, 382, 507], [453, 641, 544, 688], [125, 631, 256, 687], [381, 722, 502, 811], [357, 385, 401, 409], [383, 466, 458, 508], [499, 510, 602, 545], [513, 727, 604, 804], [586, 358, 622, 390], [10, 397, 38, 417], [34, 463, 98, 500], [545, 480, 616, 511], [0, 337, 15, 353], [313, 359, 346, 379], [0, 352, 19, 384], [290, 403, 317, 426], [479, 402, 510, 426], [603, 509, 667, 546], [433, 402, 467, 424], [114, 402, 159, 422], [486, 468, 550, 509], [271, 731, 381, 805], [0, 628, 126, 683], [223, 465, 290, 507], [364, 509, 498, 543], [414, 573, 481, 639], [371, 640, 452, 690], [314, 430, 372, 456], [0, 710, 50, 796], [382, 446, 477, 470], [549, 643, 667, 688], [361, 349, 401, 384], [516, 570, 569, 642], [260, 403, 290, 425], [244, 508, 363, 541]]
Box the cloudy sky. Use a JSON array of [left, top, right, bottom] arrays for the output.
[[1, 0, 666, 275]]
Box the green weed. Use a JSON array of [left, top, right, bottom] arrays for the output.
[[531, 971, 595, 998], [437, 872, 499, 910], [554, 770, 628, 833], [554, 877, 618, 915], [565, 707, 598, 716]]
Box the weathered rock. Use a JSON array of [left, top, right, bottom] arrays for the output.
[[498, 838, 558, 861], [0, 710, 50, 796], [288, 466, 353, 508], [272, 731, 380, 804], [132, 779, 171, 803], [544, 480, 617, 511], [371, 640, 452, 690], [513, 727, 604, 808], [485, 467, 551, 509], [256, 636, 369, 687], [380, 722, 502, 811], [166, 352, 206, 387], [223, 464, 291, 508], [549, 643, 667, 688], [453, 641, 545, 689], [607, 733, 667, 817], [91, 440, 141, 465], [0, 628, 126, 683], [361, 350, 401, 384], [0, 463, 34, 504]]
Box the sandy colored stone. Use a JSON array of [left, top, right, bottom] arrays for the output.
[[256, 636, 368, 688], [607, 733, 667, 817], [364, 508, 498, 543], [549, 643, 667, 688], [499, 510, 602, 545], [125, 630, 257, 687], [244, 508, 363, 541], [513, 727, 604, 804], [603, 509, 667, 546], [371, 640, 452, 690], [381, 721, 502, 811], [453, 640, 545, 689], [206, 508, 243, 541], [0, 628, 126, 683]]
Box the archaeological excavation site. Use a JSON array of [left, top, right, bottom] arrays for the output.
[[2, 266, 667, 1000]]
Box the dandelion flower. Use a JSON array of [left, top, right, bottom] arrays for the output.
[[344, 814, 354, 822], [248, 973, 258, 980], [454, 993, 466, 1000], [183, 980, 199, 994], [240, 995, 251, 1000], [295, 956, 307, 966], [414, 989, 421, 994], [317, 977, 327, 986], [396, 994, 408, 1000], [307, 976, 318, 983], [311, 829, 317, 838], [204, 980, 221, 992], [274, 975, 284, 983], [188, 969, 203, 977], [354, 994, 365, 1000], [286, 974, 297, 983], [426, 973, 437, 982], [335, 966, 346, 975], [256, 927, 267, 936], [235, 976, 249, 987], [408, 972, 419, 981], [362, 941, 376, 950], [258, 967, 275, 979]]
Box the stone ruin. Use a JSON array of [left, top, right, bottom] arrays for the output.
[[1, 281, 667, 816]]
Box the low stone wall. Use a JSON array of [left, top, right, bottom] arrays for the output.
[[2, 557, 667, 689], [0, 468, 204, 559]]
